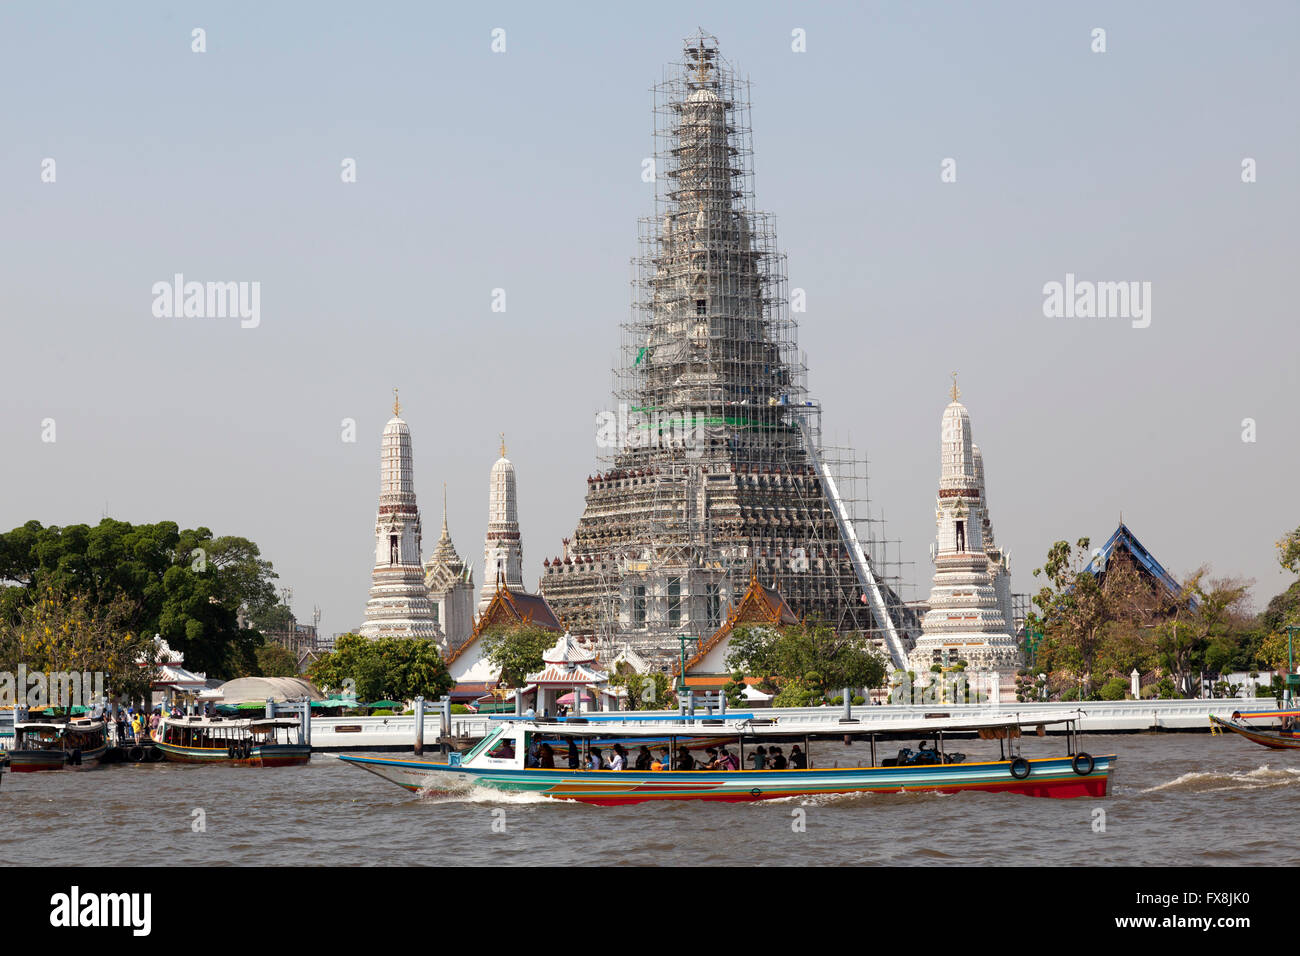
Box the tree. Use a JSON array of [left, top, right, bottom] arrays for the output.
[[724, 620, 887, 698], [1277, 527, 1300, 577], [1029, 539, 1113, 696], [0, 586, 155, 705], [0, 519, 281, 680], [608, 664, 671, 710], [307, 634, 452, 702], [480, 624, 558, 688], [255, 642, 299, 678], [1152, 570, 1251, 696]]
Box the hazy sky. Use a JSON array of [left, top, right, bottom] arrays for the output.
[[3, 1, 1296, 636]]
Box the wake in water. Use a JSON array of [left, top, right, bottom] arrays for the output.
[[1143, 765, 1300, 795], [417, 785, 571, 806]]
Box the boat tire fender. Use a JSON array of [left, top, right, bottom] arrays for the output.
[[128, 746, 144, 762], [1072, 752, 1094, 776], [70, 748, 82, 766], [1009, 757, 1031, 779]]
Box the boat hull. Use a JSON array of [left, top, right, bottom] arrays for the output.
[[338, 754, 1115, 803], [155, 740, 311, 766], [1210, 715, 1300, 750], [8, 749, 69, 772]]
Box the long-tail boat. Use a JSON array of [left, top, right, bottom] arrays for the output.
[[1209, 709, 1300, 750], [338, 712, 1114, 804], [8, 717, 108, 772], [154, 715, 311, 766]]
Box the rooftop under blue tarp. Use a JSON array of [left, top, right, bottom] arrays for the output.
[[1084, 522, 1185, 600]]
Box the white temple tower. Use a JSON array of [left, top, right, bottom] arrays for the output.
[[910, 379, 1021, 673], [359, 391, 439, 640], [478, 435, 524, 615], [425, 485, 476, 652]]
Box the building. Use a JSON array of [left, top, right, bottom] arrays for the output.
[[445, 579, 565, 700], [674, 570, 799, 695], [539, 33, 912, 667], [358, 392, 439, 640], [910, 381, 1021, 674], [424, 485, 476, 653], [478, 435, 525, 615]]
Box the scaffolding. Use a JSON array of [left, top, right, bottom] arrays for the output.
[[542, 33, 914, 661]]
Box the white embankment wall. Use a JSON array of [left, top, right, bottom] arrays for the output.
[[307, 698, 1280, 751]]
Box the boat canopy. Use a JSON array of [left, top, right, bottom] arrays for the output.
[[491, 712, 1086, 738]]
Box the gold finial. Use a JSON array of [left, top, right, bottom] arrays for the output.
[[499, 432, 506, 458], [691, 35, 711, 84], [950, 372, 960, 403], [393, 387, 401, 416]]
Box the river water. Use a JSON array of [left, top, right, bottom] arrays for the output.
[[2, 732, 1296, 867]]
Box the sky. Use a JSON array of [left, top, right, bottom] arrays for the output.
[[2, 1, 1296, 636]]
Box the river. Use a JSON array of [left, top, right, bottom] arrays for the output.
[[2, 732, 1296, 866]]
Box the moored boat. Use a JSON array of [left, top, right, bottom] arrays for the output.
[[153, 714, 311, 766], [9, 717, 109, 772], [1209, 709, 1300, 750], [339, 712, 1115, 804]]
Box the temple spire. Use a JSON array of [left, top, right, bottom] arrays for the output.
[[393, 387, 401, 417], [359, 395, 437, 640], [950, 371, 960, 403]]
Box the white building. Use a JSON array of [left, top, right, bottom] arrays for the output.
[[910, 381, 1021, 675], [424, 485, 476, 653], [358, 392, 439, 640], [478, 436, 525, 614]]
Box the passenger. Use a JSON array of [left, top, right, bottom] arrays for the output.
[[676, 747, 695, 771], [654, 747, 672, 771], [718, 746, 739, 771], [700, 747, 720, 770], [608, 744, 627, 771], [750, 746, 767, 770], [565, 737, 581, 770], [589, 748, 604, 771], [769, 746, 787, 770], [525, 738, 541, 768], [788, 745, 807, 769], [539, 743, 555, 769], [634, 746, 653, 771]]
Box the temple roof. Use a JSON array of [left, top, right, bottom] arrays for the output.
[[446, 581, 564, 665], [1084, 522, 1184, 600], [678, 570, 799, 675]]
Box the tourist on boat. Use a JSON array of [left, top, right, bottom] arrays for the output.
[[718, 746, 739, 771], [652, 747, 671, 771], [789, 745, 807, 769], [768, 746, 787, 770], [564, 737, 581, 769], [676, 747, 695, 770], [700, 747, 720, 770], [588, 747, 604, 770], [634, 746, 653, 770], [525, 738, 541, 768], [539, 743, 555, 769], [750, 746, 767, 770], [608, 744, 627, 771]]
